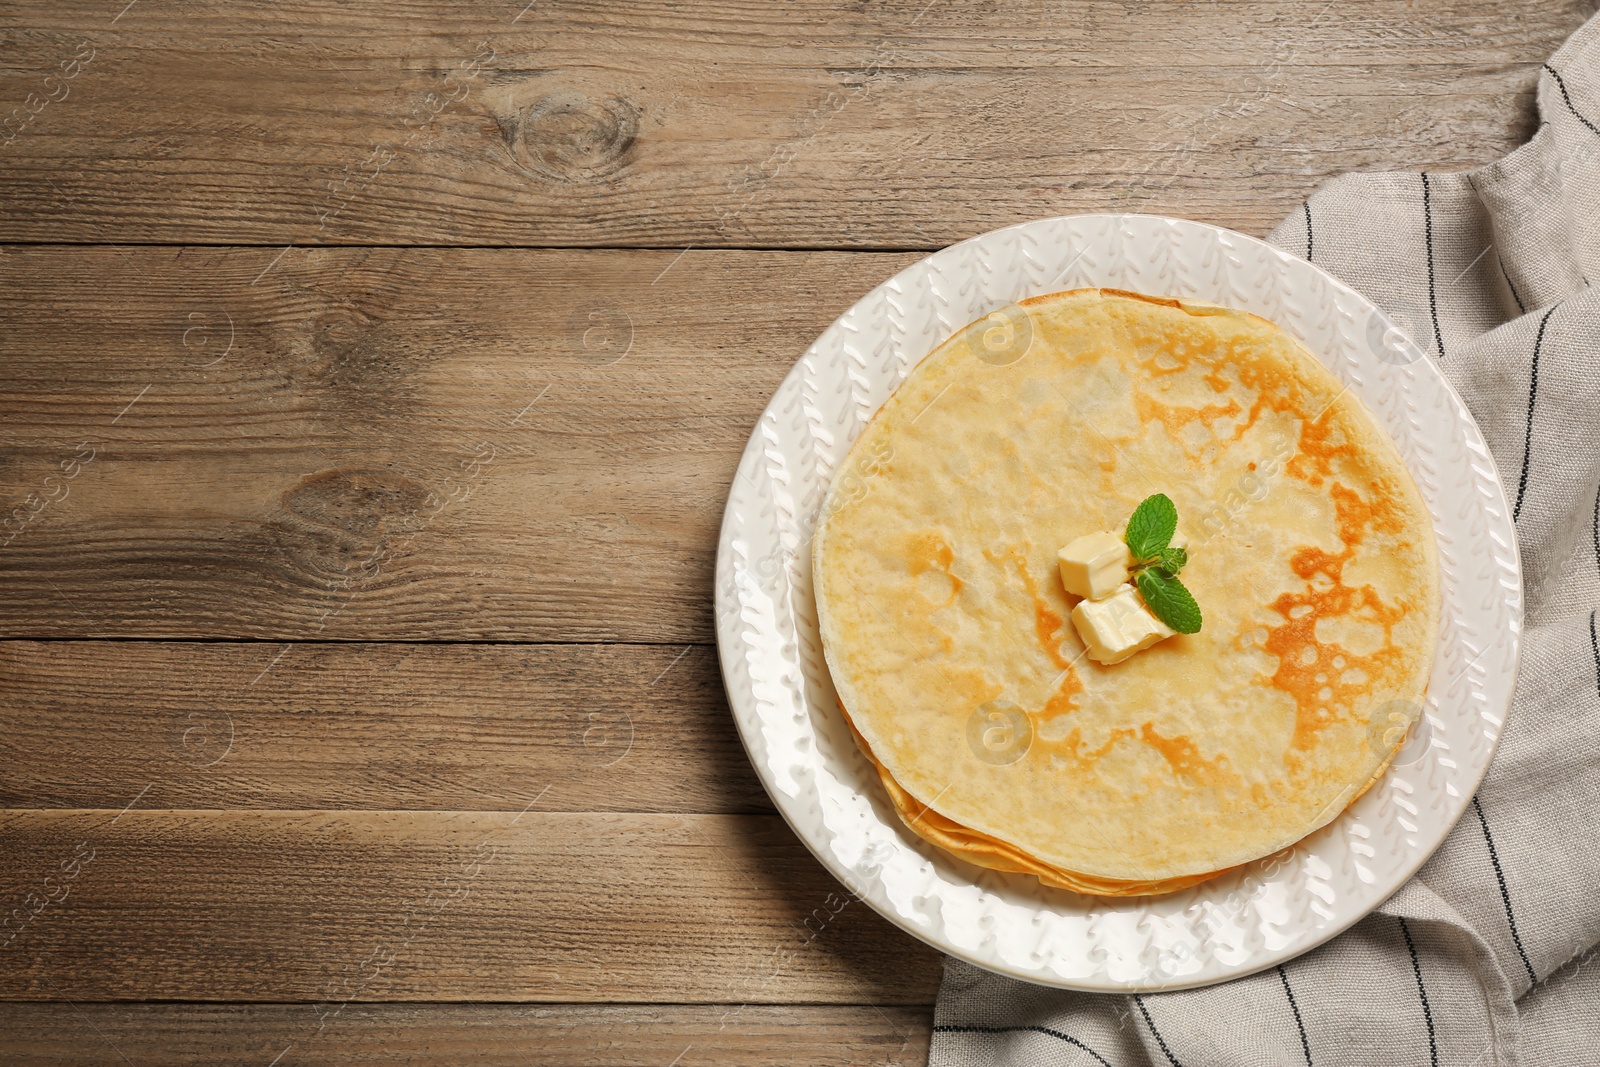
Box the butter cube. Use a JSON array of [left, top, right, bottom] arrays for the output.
[[1070, 583, 1175, 665], [1058, 531, 1131, 601]]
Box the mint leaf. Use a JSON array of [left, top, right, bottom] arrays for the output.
[[1136, 569, 1202, 634], [1156, 546, 1187, 575], [1124, 493, 1177, 560]]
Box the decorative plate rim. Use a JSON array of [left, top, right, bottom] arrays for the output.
[[713, 212, 1523, 992]]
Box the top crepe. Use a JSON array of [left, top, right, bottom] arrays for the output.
[[812, 289, 1438, 886]]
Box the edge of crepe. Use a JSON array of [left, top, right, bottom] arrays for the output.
[[839, 701, 1228, 897]]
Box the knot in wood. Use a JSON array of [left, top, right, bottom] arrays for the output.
[[512, 90, 638, 182]]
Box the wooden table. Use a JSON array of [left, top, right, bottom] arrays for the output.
[[0, 1, 1584, 1061]]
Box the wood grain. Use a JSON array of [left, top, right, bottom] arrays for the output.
[[0, 245, 918, 641], [0, 640, 769, 813], [0, 1002, 933, 1066], [2, 0, 1584, 1054], [0, 0, 1585, 247], [0, 809, 943, 1003]]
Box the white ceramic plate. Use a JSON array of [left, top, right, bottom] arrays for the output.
[[713, 213, 1521, 992]]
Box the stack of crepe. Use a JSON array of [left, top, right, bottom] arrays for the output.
[[812, 289, 1438, 896]]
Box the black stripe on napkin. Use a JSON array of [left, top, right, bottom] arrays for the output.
[[1421, 173, 1445, 360], [1398, 917, 1439, 1067], [1514, 306, 1557, 521], [1303, 201, 1314, 262], [932, 1024, 1113, 1066], [1589, 610, 1599, 700], [1276, 964, 1314, 1066], [1499, 255, 1527, 314], [1472, 795, 1538, 985], [1591, 484, 1598, 574], [1134, 995, 1185, 1067], [1544, 64, 1600, 139]]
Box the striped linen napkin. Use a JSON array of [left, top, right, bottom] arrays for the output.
[[931, 13, 1600, 1066]]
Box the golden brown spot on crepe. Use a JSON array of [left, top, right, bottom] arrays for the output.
[[987, 547, 1074, 670], [1133, 390, 1243, 447], [1265, 482, 1410, 756], [1229, 345, 1332, 452], [1040, 676, 1082, 714], [1228, 352, 1366, 489], [907, 530, 963, 604], [925, 662, 1005, 716], [1118, 322, 1266, 448], [1140, 722, 1238, 790], [1046, 725, 1139, 774], [1037, 666, 1084, 720], [1032, 602, 1071, 669], [1286, 406, 1358, 486], [1231, 348, 1416, 757]]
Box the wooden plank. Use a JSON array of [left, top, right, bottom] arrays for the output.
[[0, 809, 943, 1003], [0, 640, 770, 813], [0, 0, 1583, 247], [0, 1002, 933, 1067], [0, 245, 917, 640]]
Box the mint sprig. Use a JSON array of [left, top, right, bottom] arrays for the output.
[[1124, 493, 1177, 559], [1136, 569, 1202, 634], [1122, 493, 1203, 634]]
